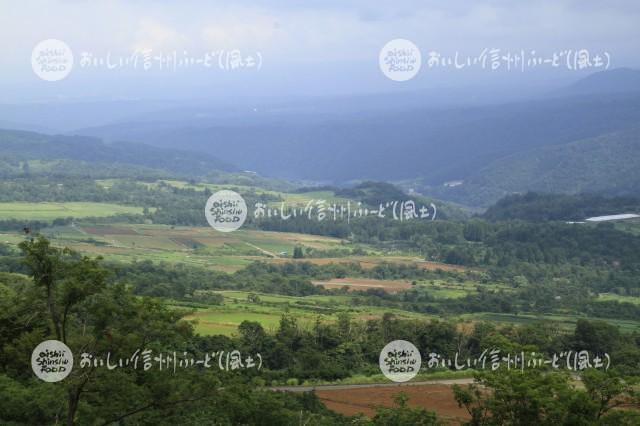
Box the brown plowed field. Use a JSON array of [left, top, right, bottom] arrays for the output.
[[311, 278, 413, 293], [316, 384, 470, 423]]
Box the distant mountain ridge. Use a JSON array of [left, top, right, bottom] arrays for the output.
[[427, 127, 640, 207], [560, 68, 640, 96], [3, 69, 639, 208], [71, 70, 640, 189], [79, 94, 640, 183], [0, 129, 237, 177]]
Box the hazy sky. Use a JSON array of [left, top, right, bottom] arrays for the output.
[[1, 0, 639, 102]]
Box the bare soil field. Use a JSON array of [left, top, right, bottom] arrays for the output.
[[311, 278, 413, 293], [414, 260, 469, 272], [315, 384, 471, 423]]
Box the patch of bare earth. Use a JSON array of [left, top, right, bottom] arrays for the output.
[[311, 278, 413, 293], [316, 384, 471, 424]]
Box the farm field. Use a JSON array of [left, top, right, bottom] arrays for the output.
[[597, 292, 640, 305], [461, 312, 640, 332], [4, 212, 632, 338], [0, 202, 147, 220], [314, 383, 470, 423], [202, 292, 640, 337], [1, 221, 467, 274], [0, 222, 362, 272], [80, 224, 347, 254], [417, 279, 512, 299], [309, 277, 499, 295], [270, 255, 468, 272], [311, 277, 413, 293], [174, 288, 594, 337], [97, 178, 354, 207], [176, 290, 430, 335]]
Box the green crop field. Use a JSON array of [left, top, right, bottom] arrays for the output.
[[461, 312, 640, 333], [177, 290, 429, 335], [100, 178, 354, 208], [0, 202, 147, 220], [0, 218, 473, 285], [0, 222, 359, 272], [596, 293, 640, 305]]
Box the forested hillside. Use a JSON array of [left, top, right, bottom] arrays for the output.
[[0, 129, 237, 178], [429, 127, 640, 206]]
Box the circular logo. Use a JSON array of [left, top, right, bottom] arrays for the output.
[[379, 39, 421, 82], [31, 340, 74, 382], [379, 339, 422, 382], [205, 190, 247, 232], [31, 39, 74, 81]]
